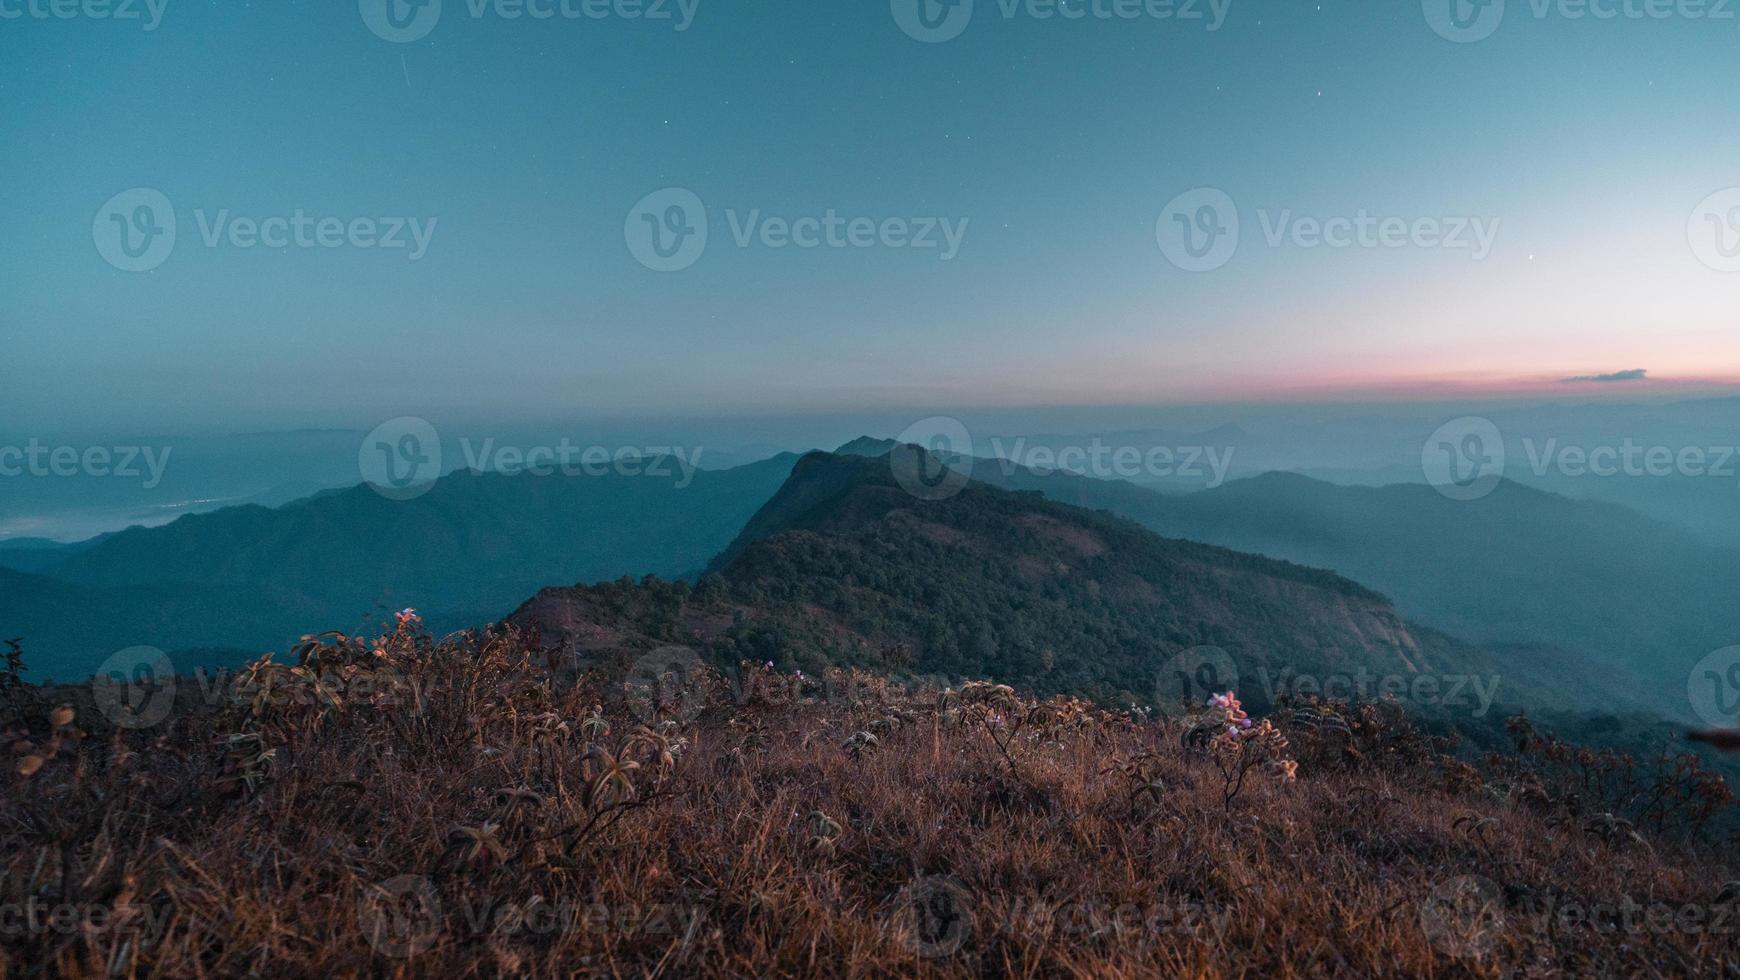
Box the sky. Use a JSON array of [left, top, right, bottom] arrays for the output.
[[4, 0, 1740, 437]]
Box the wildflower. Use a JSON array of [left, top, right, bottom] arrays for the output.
[[395, 608, 420, 626], [1192, 691, 1298, 802]]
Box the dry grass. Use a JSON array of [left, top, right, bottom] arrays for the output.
[[2, 625, 1736, 979]]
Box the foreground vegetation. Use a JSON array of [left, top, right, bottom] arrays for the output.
[[3, 624, 1737, 978]]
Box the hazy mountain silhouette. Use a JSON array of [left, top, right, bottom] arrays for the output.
[[0, 454, 798, 679]]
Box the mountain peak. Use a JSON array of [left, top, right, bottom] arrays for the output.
[[834, 436, 898, 458], [584, 449, 1487, 708]]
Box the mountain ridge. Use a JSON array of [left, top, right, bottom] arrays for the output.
[[515, 451, 1525, 716]]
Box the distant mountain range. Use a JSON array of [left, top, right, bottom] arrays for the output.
[[0, 454, 796, 679], [836, 439, 1732, 718], [1119, 472, 1738, 712], [3, 435, 1725, 724]]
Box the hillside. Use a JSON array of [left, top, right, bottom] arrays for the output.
[[0, 536, 103, 574], [827, 442, 1725, 719], [515, 452, 1521, 718], [5, 618, 1733, 977], [0, 454, 797, 679], [1134, 473, 1740, 716]]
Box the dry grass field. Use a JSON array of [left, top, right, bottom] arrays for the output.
[[3, 622, 1737, 978]]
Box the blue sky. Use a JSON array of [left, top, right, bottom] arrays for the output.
[[4, 0, 1739, 435]]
